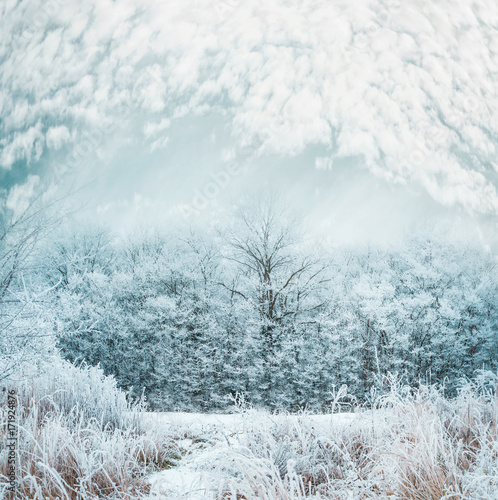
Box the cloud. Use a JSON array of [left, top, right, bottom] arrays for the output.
[[46, 125, 71, 150], [6, 175, 40, 221], [0, 123, 44, 168], [1, 0, 498, 216], [315, 157, 334, 171], [143, 118, 171, 139]]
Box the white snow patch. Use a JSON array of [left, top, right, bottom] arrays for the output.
[[143, 411, 358, 499]]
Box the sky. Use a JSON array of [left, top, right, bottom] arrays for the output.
[[1, 0, 498, 245]]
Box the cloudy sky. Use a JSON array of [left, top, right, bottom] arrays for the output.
[[1, 0, 498, 244]]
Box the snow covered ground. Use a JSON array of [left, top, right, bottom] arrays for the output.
[[143, 411, 358, 499]]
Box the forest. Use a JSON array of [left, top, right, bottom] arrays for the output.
[[4, 193, 498, 498], [4, 195, 497, 411]]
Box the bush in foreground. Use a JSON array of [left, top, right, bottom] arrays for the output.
[[218, 375, 498, 499], [0, 356, 178, 499]]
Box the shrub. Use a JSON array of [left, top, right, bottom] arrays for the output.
[[0, 355, 178, 499], [218, 375, 498, 499]]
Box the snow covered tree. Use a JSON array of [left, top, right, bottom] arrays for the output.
[[44, 212, 498, 410], [0, 186, 65, 379], [218, 195, 330, 406]]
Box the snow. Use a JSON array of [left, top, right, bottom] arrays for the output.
[[143, 411, 357, 499]]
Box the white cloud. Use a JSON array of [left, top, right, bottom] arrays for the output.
[[315, 157, 334, 170], [143, 118, 171, 138], [46, 125, 70, 150], [0, 122, 44, 168], [1, 0, 498, 216], [6, 175, 40, 220]]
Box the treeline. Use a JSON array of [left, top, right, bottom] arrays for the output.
[[37, 200, 498, 411]]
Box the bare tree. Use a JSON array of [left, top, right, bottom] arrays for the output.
[[0, 185, 68, 380], [219, 194, 329, 348], [42, 224, 115, 289]]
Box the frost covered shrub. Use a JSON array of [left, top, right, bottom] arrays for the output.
[[0, 355, 178, 499], [219, 376, 498, 499], [7, 355, 144, 430]]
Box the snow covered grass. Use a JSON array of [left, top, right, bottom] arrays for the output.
[[2, 364, 497, 499], [216, 377, 498, 499], [146, 376, 498, 499], [0, 357, 179, 499]]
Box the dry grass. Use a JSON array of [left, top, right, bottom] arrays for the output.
[[2, 363, 497, 499], [0, 357, 179, 499], [218, 375, 498, 499]]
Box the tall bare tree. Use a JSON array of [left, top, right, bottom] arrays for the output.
[[0, 184, 67, 380], [219, 194, 329, 348]]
